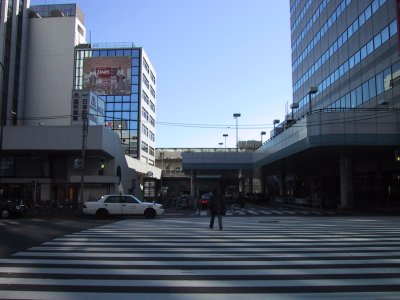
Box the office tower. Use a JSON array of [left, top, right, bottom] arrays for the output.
[[74, 45, 157, 165], [24, 4, 86, 126]]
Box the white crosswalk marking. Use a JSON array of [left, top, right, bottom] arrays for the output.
[[198, 205, 333, 216], [0, 216, 400, 299]]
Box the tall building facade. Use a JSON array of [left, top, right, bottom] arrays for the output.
[[182, 0, 400, 209], [74, 45, 157, 165], [291, 0, 398, 114], [24, 3, 86, 126], [0, 0, 30, 128], [278, 0, 400, 207]]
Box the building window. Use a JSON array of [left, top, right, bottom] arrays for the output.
[[150, 101, 155, 113], [141, 141, 149, 153], [142, 124, 148, 137], [150, 86, 156, 98], [150, 71, 156, 84], [143, 58, 150, 73], [77, 24, 84, 36], [143, 75, 150, 89], [142, 91, 150, 105], [149, 147, 155, 156], [149, 116, 155, 127]]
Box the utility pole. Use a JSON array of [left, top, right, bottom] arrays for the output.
[[80, 100, 88, 206]]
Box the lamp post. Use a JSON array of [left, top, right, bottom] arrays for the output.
[[0, 62, 6, 183], [308, 86, 318, 115], [290, 102, 299, 123], [223, 133, 228, 150], [218, 142, 223, 148], [79, 109, 88, 206], [260, 131, 266, 144], [273, 119, 280, 137], [233, 113, 241, 152]]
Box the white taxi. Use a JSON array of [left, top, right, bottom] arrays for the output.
[[82, 194, 164, 218]]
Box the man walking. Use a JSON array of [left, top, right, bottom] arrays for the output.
[[208, 189, 225, 230]]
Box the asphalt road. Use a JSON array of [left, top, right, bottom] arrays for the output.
[[0, 215, 399, 299], [0, 216, 116, 258]]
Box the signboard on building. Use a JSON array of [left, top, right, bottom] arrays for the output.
[[71, 90, 105, 126], [82, 56, 131, 95]]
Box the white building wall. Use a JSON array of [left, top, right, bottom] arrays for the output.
[[24, 16, 86, 126], [140, 49, 157, 165]]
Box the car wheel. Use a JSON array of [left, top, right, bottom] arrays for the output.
[[1, 209, 10, 219], [144, 208, 156, 219], [95, 208, 109, 218]]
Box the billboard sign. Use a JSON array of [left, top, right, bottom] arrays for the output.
[[83, 56, 131, 95], [71, 90, 105, 126]]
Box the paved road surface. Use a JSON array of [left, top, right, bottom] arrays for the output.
[[0, 215, 399, 299]]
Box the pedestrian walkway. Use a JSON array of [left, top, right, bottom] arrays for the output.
[[0, 216, 399, 299]]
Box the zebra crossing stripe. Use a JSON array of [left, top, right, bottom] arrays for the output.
[[0, 217, 399, 299]]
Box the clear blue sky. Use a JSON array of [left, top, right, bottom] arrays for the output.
[[31, 0, 293, 148]]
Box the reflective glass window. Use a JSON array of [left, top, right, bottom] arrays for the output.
[[352, 19, 359, 32], [354, 50, 361, 65], [359, 12, 365, 27], [132, 50, 140, 58], [114, 102, 122, 110], [364, 5, 372, 20], [131, 76, 139, 84], [392, 61, 400, 82], [132, 58, 139, 67], [356, 86, 362, 106], [343, 61, 349, 73], [367, 40, 374, 54], [374, 32, 382, 48], [350, 89, 357, 108], [349, 55, 355, 68], [132, 66, 139, 75], [360, 45, 367, 60], [372, 0, 379, 13], [348, 25, 353, 38], [123, 50, 132, 56], [381, 27, 389, 43], [390, 20, 398, 36], [368, 77, 377, 98], [376, 72, 384, 95], [340, 96, 345, 109], [123, 103, 130, 110], [345, 93, 351, 109], [383, 67, 392, 91], [362, 81, 370, 103]]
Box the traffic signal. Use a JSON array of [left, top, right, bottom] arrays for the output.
[[98, 158, 106, 175]]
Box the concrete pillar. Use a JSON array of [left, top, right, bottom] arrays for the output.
[[339, 150, 353, 208]]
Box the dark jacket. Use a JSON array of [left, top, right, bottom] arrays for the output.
[[208, 194, 226, 215]]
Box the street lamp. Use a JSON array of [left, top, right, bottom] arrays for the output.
[[0, 62, 6, 183], [233, 113, 241, 152], [308, 86, 318, 115], [273, 119, 280, 137], [223, 133, 228, 150], [290, 102, 299, 123], [218, 142, 223, 148], [80, 109, 89, 206], [260, 131, 266, 144]]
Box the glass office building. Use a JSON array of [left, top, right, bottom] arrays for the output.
[[74, 45, 156, 164], [291, 0, 399, 115], [252, 0, 400, 209]]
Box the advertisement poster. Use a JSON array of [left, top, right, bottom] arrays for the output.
[[83, 56, 131, 95]]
